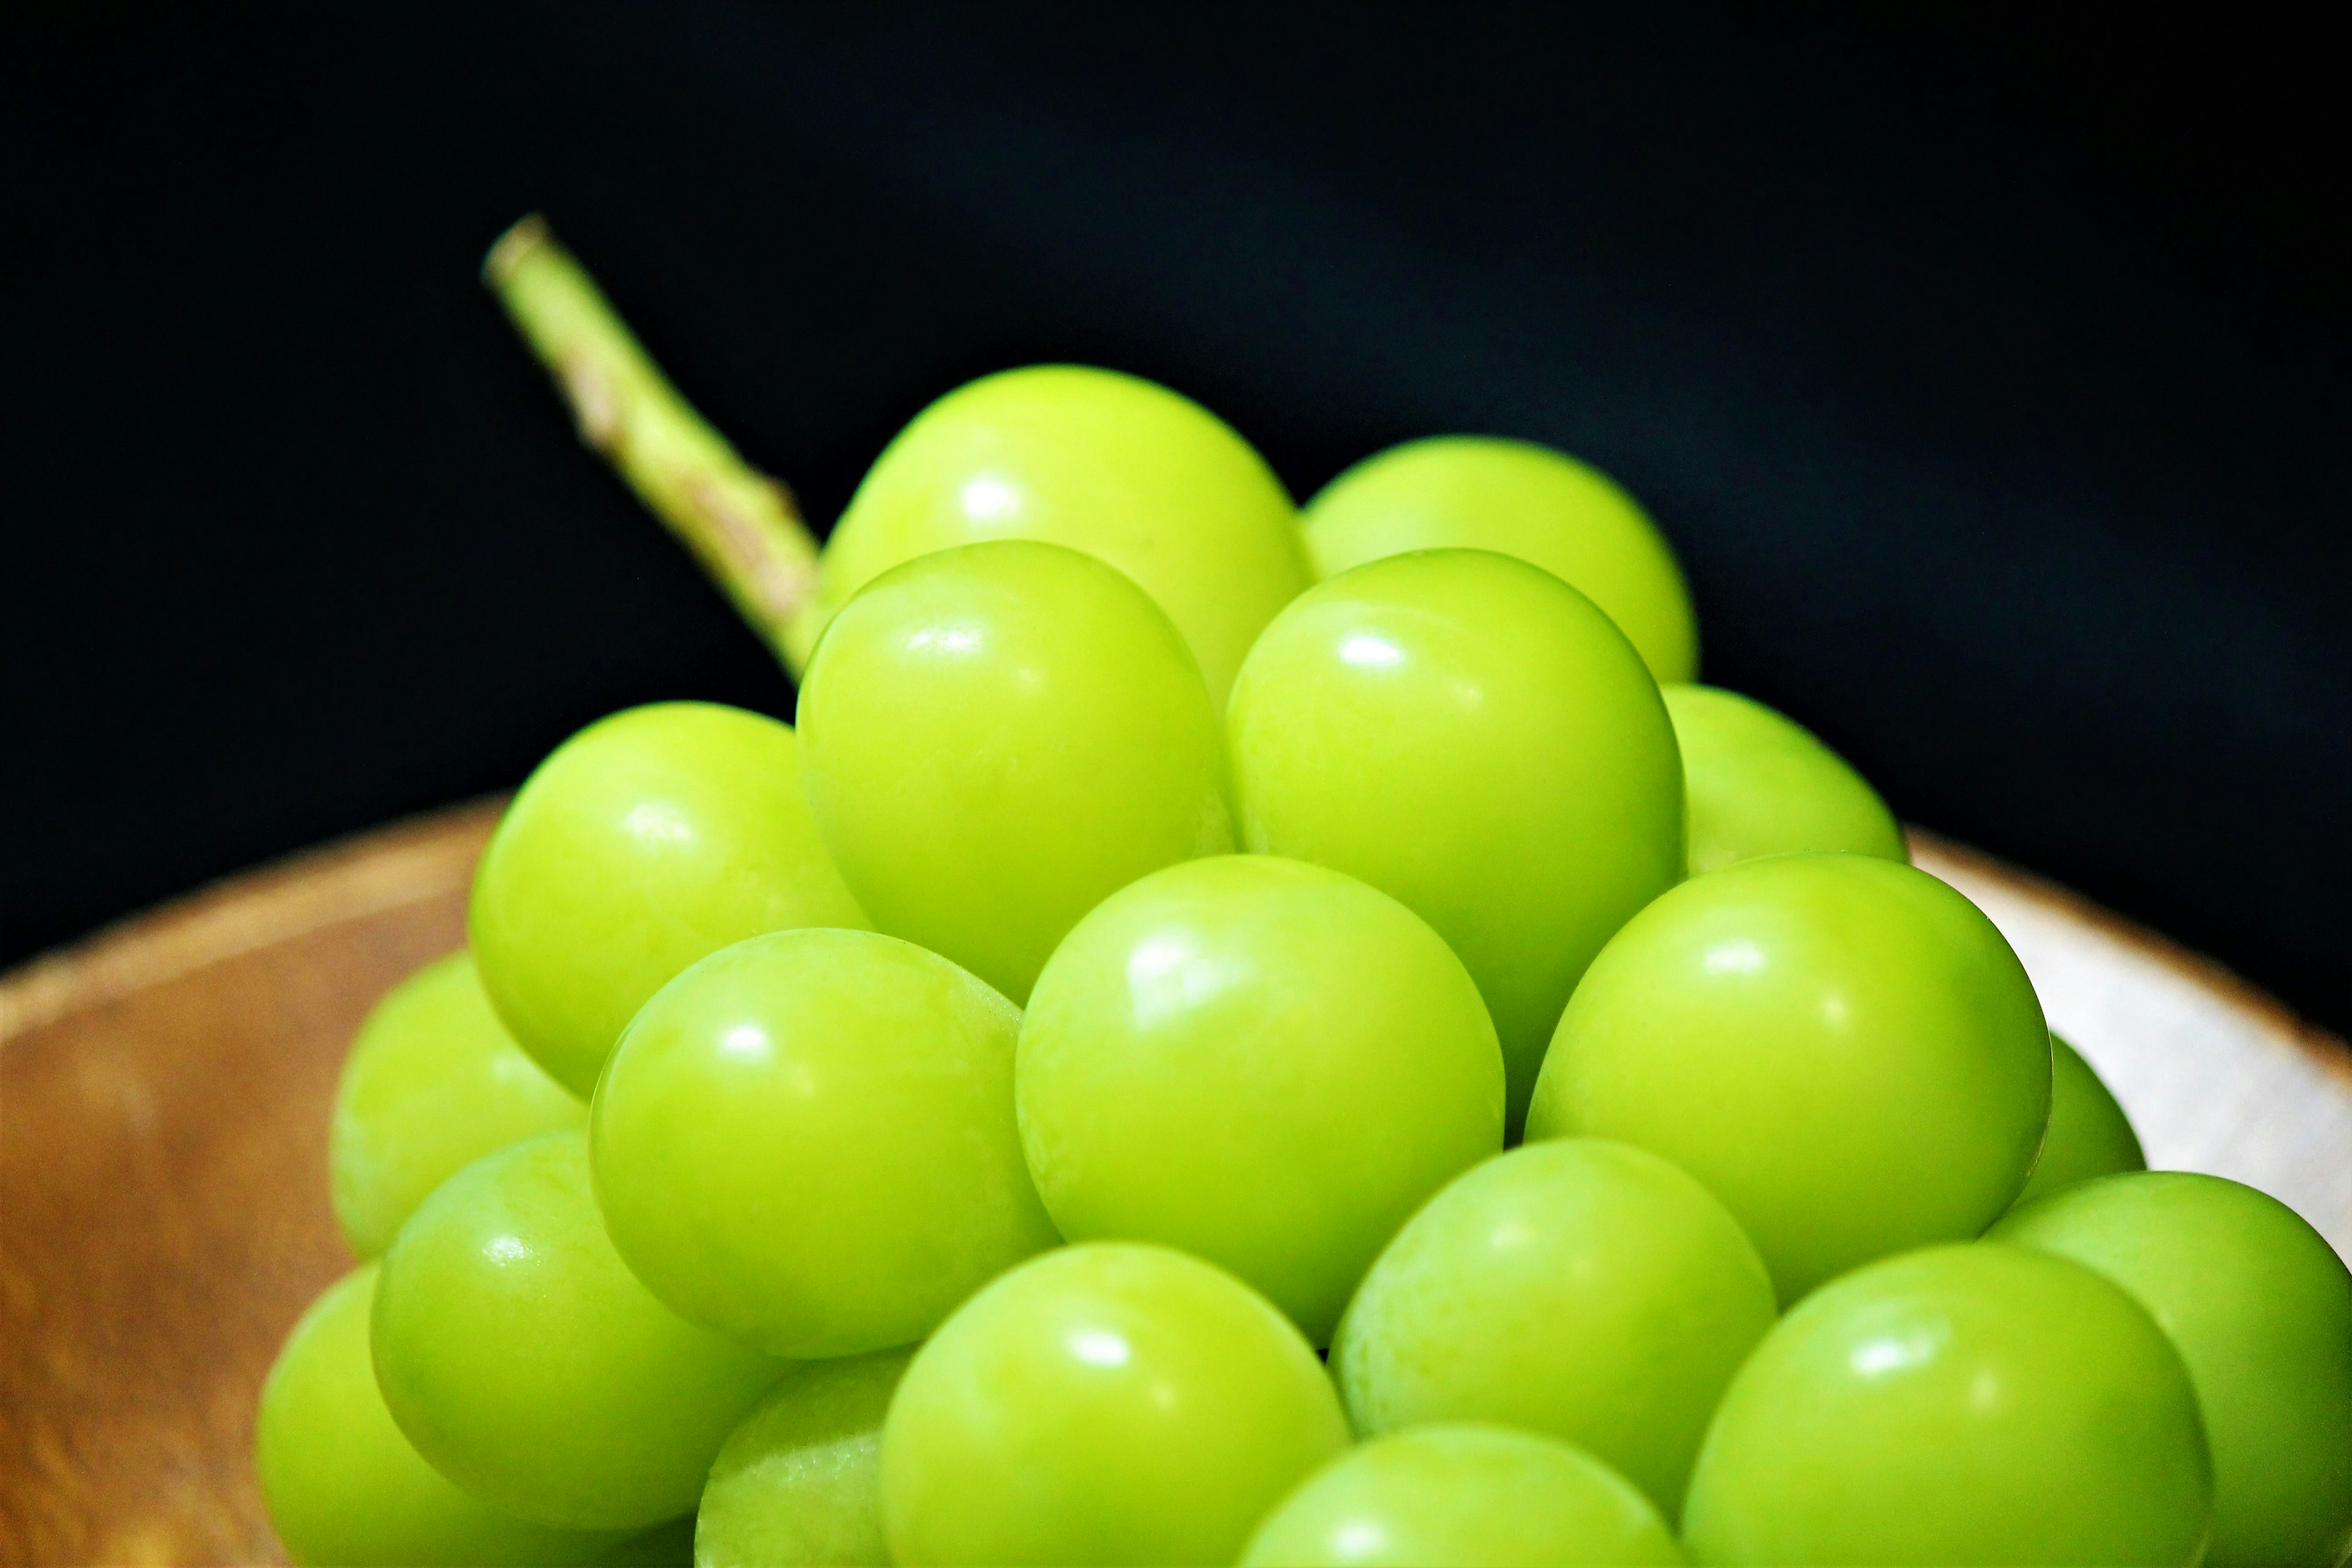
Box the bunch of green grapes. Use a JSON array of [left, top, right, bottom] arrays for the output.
[[257, 363, 2351, 1568]]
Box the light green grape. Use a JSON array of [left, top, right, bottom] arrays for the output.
[[1238, 1423, 1685, 1568], [1330, 1139, 1775, 1515], [469, 703, 867, 1095], [694, 1347, 914, 1568], [592, 929, 1057, 1359], [1662, 684, 1907, 874], [880, 1242, 1349, 1566], [789, 364, 1309, 707], [2008, 1035, 2144, 1209], [1227, 548, 1681, 1134], [1301, 435, 1697, 683], [329, 952, 585, 1259], [1993, 1172, 2352, 1566], [1682, 1243, 2212, 1565], [798, 540, 1233, 1003], [256, 1264, 635, 1566], [371, 1132, 782, 1530], [1528, 852, 2049, 1302], [1017, 855, 1502, 1344]]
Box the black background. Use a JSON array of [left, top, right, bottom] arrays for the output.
[[4, 6, 2347, 1033]]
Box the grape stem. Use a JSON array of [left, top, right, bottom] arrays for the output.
[[483, 214, 817, 671]]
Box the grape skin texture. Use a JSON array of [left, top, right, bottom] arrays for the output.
[[469, 703, 868, 1096], [1238, 1423, 1685, 1568], [1228, 548, 1682, 1135], [693, 1347, 913, 1568], [1682, 1243, 2212, 1565], [1016, 855, 1503, 1344], [1302, 435, 1697, 684], [799, 539, 1234, 1004], [256, 1265, 633, 1567], [790, 363, 1310, 707], [879, 1242, 1349, 1566], [1329, 1139, 1775, 1516], [1661, 683, 1906, 874], [2007, 1034, 2144, 1209], [1992, 1171, 2352, 1566], [1527, 852, 2050, 1303], [591, 929, 1058, 1359], [371, 1133, 782, 1531], [329, 952, 585, 1259]]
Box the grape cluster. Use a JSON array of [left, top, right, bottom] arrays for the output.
[[259, 368, 2352, 1567]]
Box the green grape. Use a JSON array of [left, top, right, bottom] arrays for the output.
[[790, 364, 1309, 709], [1238, 1423, 1684, 1568], [1661, 684, 1906, 874], [1683, 1243, 2211, 1565], [2007, 1035, 2144, 1209], [1227, 548, 1681, 1134], [330, 952, 586, 1259], [256, 1264, 635, 1566], [880, 1241, 1349, 1566], [695, 1347, 914, 1568], [1017, 855, 1502, 1344], [469, 703, 867, 1096], [592, 929, 1057, 1359], [1526, 852, 2049, 1303], [1329, 1139, 1775, 1515], [1992, 1172, 2352, 1566], [1301, 435, 1697, 683], [372, 1132, 782, 1531], [799, 540, 1234, 1003]]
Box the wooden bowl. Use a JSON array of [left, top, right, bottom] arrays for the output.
[[2, 804, 2347, 1565]]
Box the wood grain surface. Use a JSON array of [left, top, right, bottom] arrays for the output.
[[1, 805, 2346, 1566]]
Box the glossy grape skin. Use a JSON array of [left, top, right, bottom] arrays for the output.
[[1662, 684, 1906, 874], [1228, 548, 1681, 1133], [879, 1242, 1349, 1566], [1527, 853, 2049, 1303], [592, 929, 1057, 1359], [372, 1133, 782, 1531], [694, 1347, 914, 1568], [1238, 1423, 1684, 1568], [1017, 855, 1503, 1344], [1992, 1172, 2352, 1566], [2007, 1035, 2144, 1209], [256, 1265, 633, 1566], [1682, 1243, 2212, 1566], [1329, 1139, 1774, 1515], [799, 540, 1234, 1003], [1302, 437, 1696, 684], [329, 952, 585, 1259], [469, 703, 867, 1096], [791, 364, 1309, 705]]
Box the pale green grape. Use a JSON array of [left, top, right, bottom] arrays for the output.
[[1302, 435, 1697, 682], [880, 1242, 1349, 1566], [469, 703, 867, 1095], [695, 1347, 914, 1568], [1228, 548, 1681, 1134], [371, 1132, 782, 1530], [592, 929, 1057, 1359], [1682, 1243, 2211, 1565], [1993, 1172, 2352, 1566], [1017, 854, 1502, 1344], [330, 952, 585, 1259], [1239, 1424, 1684, 1568], [788, 364, 1310, 707], [1662, 684, 1906, 874], [2008, 1035, 2144, 1209], [1330, 1139, 1775, 1515], [798, 540, 1232, 1003], [256, 1264, 635, 1566], [1528, 852, 2049, 1302]]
